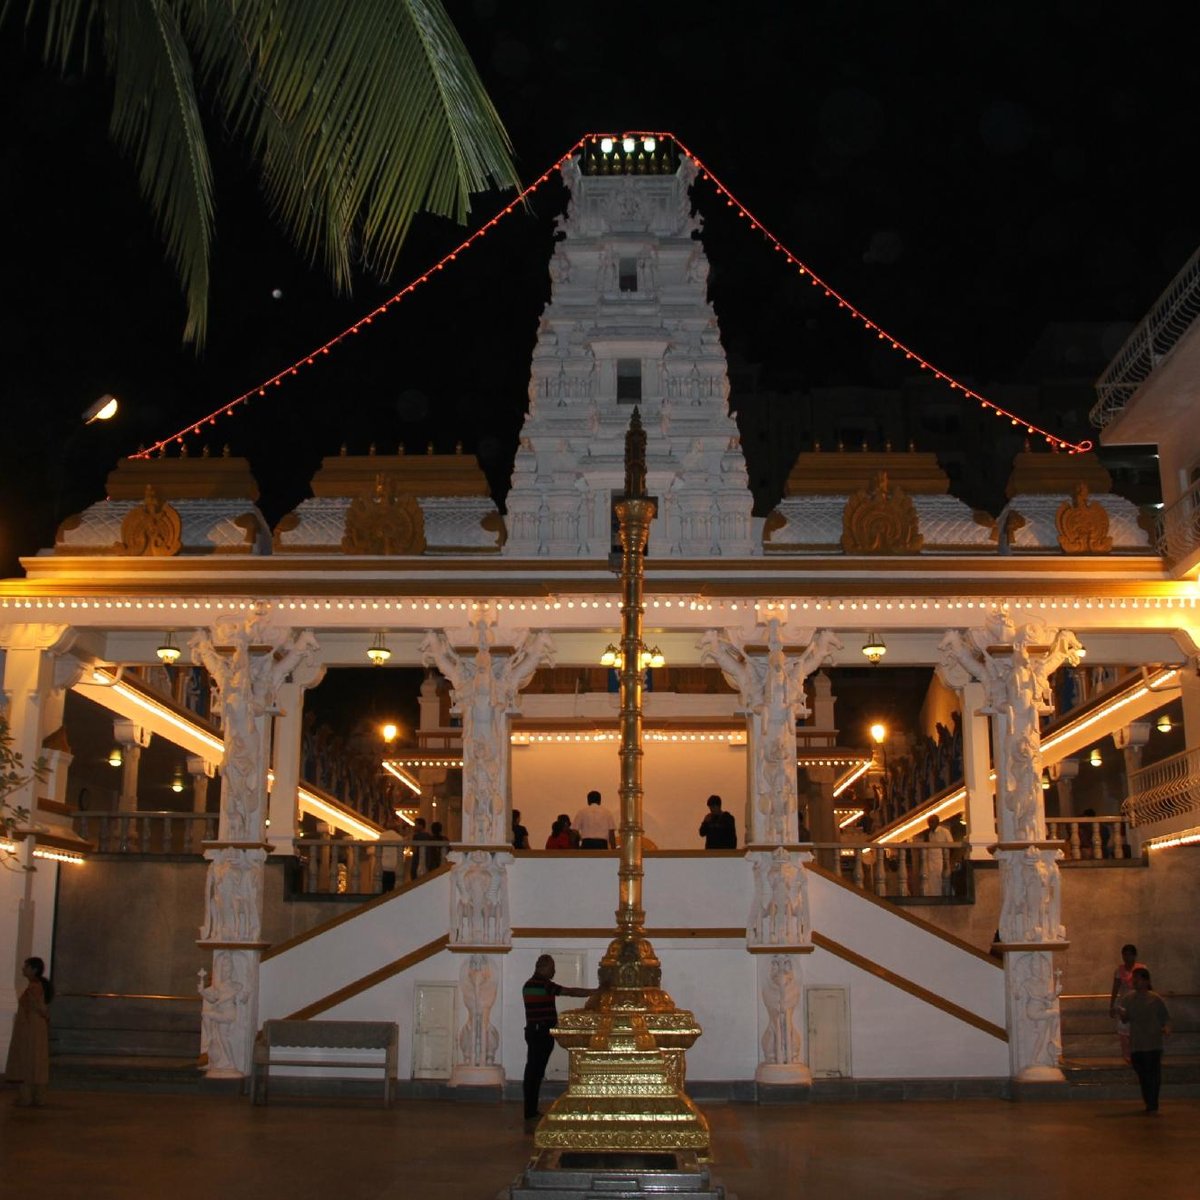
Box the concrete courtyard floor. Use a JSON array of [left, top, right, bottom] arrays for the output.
[[2, 1090, 1196, 1199]]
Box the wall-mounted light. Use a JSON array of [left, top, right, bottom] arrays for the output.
[[381, 722, 399, 743], [367, 632, 392, 666], [1156, 714, 1172, 733], [1089, 747, 1103, 767], [862, 633, 887, 665], [108, 746, 123, 768], [156, 632, 181, 666]]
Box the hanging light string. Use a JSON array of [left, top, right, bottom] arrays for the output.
[[666, 131, 1092, 454], [133, 130, 1089, 458], [131, 137, 591, 459]]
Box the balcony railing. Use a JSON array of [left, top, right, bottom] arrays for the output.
[[1090, 244, 1200, 430], [1045, 815, 1132, 860], [73, 811, 218, 854], [1155, 476, 1200, 564], [1124, 746, 1200, 826]]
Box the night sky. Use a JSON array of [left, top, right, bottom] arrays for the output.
[[2, 1, 1197, 579]]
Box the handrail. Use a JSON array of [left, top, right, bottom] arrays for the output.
[[1124, 745, 1200, 825], [1156, 477, 1200, 564], [1090, 244, 1200, 429]]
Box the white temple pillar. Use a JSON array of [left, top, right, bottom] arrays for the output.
[[269, 664, 326, 858], [956, 680, 997, 861], [113, 719, 152, 816], [700, 620, 840, 1090], [188, 755, 214, 814], [1048, 759, 1079, 818], [191, 611, 320, 1079], [940, 612, 1082, 1083], [421, 617, 553, 1090], [0, 625, 78, 1065]]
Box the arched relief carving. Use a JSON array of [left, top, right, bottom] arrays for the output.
[[1055, 483, 1112, 553], [118, 486, 182, 556], [841, 471, 923, 554], [342, 474, 426, 555]]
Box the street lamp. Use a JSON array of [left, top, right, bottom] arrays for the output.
[[82, 394, 119, 424]]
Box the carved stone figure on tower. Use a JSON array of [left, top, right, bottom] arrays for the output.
[[761, 956, 803, 1066]]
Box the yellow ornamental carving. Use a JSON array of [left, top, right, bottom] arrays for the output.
[[1056, 483, 1112, 553], [342, 474, 426, 555], [118, 486, 182, 556], [841, 471, 923, 554]]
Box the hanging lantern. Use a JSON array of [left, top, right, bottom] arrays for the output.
[[156, 632, 182, 666], [367, 632, 392, 666], [862, 633, 887, 665]]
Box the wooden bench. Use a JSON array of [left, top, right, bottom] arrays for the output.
[[251, 1019, 398, 1106]]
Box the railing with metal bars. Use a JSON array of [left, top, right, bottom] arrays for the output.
[[1090, 244, 1200, 430], [1156, 476, 1200, 564], [1124, 746, 1200, 826]]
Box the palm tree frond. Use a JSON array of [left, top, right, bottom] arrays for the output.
[[102, 0, 214, 344], [189, 0, 518, 288]]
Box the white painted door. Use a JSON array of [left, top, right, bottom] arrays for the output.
[[806, 986, 851, 1078], [412, 982, 457, 1079], [543, 950, 588, 1081]]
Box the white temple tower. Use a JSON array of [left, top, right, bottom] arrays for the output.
[[503, 138, 759, 558]]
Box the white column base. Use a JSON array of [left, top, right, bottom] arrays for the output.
[[755, 1062, 812, 1086], [449, 1064, 505, 1087], [1016, 1064, 1065, 1084], [203, 1066, 245, 1080]]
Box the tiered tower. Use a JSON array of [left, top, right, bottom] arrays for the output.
[[503, 138, 758, 558]]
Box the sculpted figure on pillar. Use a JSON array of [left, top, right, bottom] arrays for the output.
[[420, 621, 554, 845], [999, 847, 1065, 945], [937, 611, 1082, 844], [458, 954, 500, 1071], [1008, 952, 1064, 1079], [700, 620, 841, 844], [450, 849, 513, 947], [200, 846, 267, 942], [191, 611, 320, 842], [198, 951, 252, 1076], [760, 956, 804, 1067], [748, 847, 811, 948]]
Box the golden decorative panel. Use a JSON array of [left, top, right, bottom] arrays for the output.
[[841, 471, 923, 554], [1055, 483, 1112, 554], [341, 474, 426, 555], [118, 487, 182, 556]]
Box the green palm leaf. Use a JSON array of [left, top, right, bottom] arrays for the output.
[[13, 0, 518, 346]]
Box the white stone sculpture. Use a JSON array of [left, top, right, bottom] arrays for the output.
[[420, 622, 553, 845], [1008, 952, 1064, 1081], [761, 956, 803, 1066], [458, 954, 500, 1070], [700, 620, 842, 844], [450, 849, 512, 947], [198, 952, 251, 1077], [191, 611, 320, 842], [748, 847, 811, 948]]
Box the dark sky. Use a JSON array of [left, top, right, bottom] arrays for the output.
[[2, 1, 1197, 575]]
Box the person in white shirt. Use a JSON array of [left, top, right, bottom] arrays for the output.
[[921, 814, 954, 897], [573, 790, 616, 849]]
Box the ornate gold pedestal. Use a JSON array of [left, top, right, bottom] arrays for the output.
[[533, 934, 709, 1155]]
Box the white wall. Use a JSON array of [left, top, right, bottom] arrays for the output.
[[265, 854, 1010, 1082], [510, 742, 747, 849], [0, 851, 59, 1063]]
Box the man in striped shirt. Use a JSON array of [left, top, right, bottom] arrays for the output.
[[522, 954, 597, 1129]]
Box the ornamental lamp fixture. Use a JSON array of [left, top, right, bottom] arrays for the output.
[[171, 766, 185, 794], [108, 746, 123, 768], [367, 632, 392, 667], [644, 645, 666, 670], [600, 644, 621, 668], [381, 722, 399, 744], [1156, 714, 1172, 733], [1041, 771, 1051, 791], [1089, 747, 1103, 767], [156, 632, 181, 666], [862, 633, 887, 665], [869, 722, 887, 745]]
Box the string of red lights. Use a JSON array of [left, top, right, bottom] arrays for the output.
[[132, 130, 1090, 459]]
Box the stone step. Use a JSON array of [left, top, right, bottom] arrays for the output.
[[50, 1054, 239, 1095]]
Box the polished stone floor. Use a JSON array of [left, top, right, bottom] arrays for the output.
[[1, 1089, 1195, 1199]]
